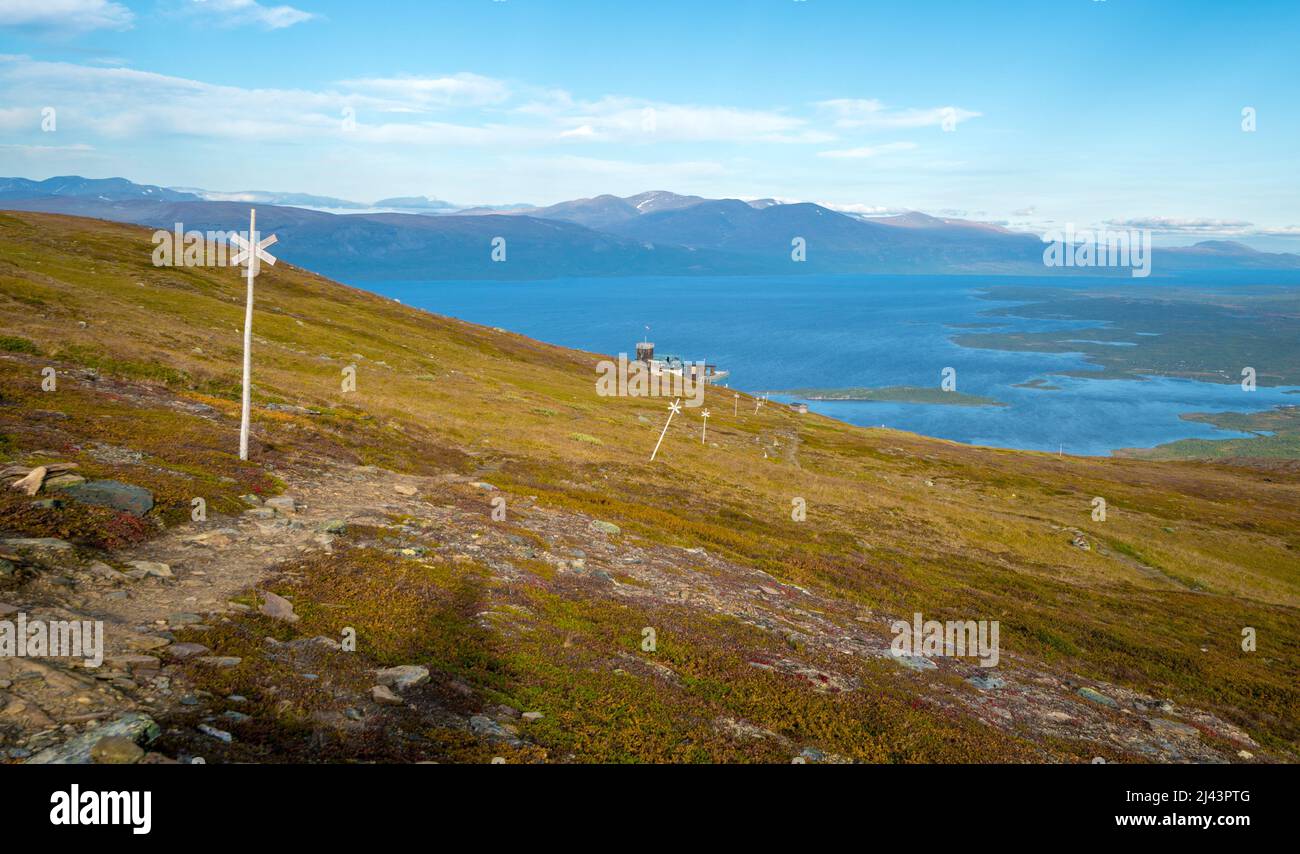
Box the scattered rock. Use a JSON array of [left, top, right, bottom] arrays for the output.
[[375, 665, 429, 692], [196, 656, 242, 668], [590, 520, 621, 536], [128, 560, 173, 578], [60, 480, 154, 516], [394, 485, 418, 497], [1078, 686, 1117, 708], [87, 561, 127, 582], [90, 735, 144, 765], [1147, 718, 1199, 739], [264, 496, 297, 514], [124, 635, 170, 652], [44, 473, 86, 490], [105, 655, 161, 674], [319, 519, 348, 534], [166, 643, 210, 660], [25, 712, 160, 764], [966, 674, 1005, 691], [259, 590, 299, 623], [469, 714, 522, 745], [197, 723, 232, 743], [890, 652, 938, 671], [372, 685, 403, 705], [521, 711, 544, 722]]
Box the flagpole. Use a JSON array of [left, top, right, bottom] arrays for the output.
[[239, 208, 255, 461]]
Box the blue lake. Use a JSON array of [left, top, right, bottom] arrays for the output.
[[359, 274, 1299, 456]]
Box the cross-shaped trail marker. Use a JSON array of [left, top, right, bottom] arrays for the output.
[[701, 409, 710, 444], [650, 398, 682, 462], [229, 208, 278, 461]]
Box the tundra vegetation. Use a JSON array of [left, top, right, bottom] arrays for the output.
[[0, 212, 1296, 763]]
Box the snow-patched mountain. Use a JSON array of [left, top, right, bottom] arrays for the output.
[[0, 176, 199, 203]]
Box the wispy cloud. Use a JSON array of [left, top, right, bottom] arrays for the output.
[[817, 141, 917, 159], [815, 98, 980, 130], [0, 0, 133, 33], [340, 73, 510, 110], [1103, 216, 1254, 233], [0, 57, 855, 147], [186, 0, 315, 30]]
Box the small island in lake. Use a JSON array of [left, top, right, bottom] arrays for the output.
[[1012, 378, 1062, 391], [775, 386, 1007, 407]]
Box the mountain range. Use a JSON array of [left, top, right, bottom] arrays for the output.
[[3, 176, 1298, 281]]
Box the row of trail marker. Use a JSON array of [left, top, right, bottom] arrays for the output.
[[229, 208, 279, 461], [651, 390, 770, 461]]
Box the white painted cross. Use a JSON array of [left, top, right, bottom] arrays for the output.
[[228, 208, 278, 461], [701, 409, 710, 444], [650, 398, 682, 462]]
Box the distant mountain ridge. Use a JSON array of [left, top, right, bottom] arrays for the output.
[[3, 175, 1298, 280]]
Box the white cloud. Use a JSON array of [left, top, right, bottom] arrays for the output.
[[817, 142, 917, 159], [546, 96, 830, 144], [1103, 216, 1254, 233], [815, 98, 980, 130], [0, 0, 133, 33], [187, 0, 315, 30], [340, 73, 510, 110], [822, 203, 911, 215]]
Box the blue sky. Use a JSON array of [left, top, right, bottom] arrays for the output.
[[1, 0, 1297, 248]]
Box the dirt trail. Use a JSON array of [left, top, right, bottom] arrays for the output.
[[1, 451, 1268, 764]]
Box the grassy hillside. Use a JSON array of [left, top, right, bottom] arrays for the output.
[[1, 211, 1297, 762]]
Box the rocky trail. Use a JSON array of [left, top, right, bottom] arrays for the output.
[[0, 365, 1273, 764], [2, 448, 1267, 764]]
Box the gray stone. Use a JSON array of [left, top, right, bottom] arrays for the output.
[[197, 723, 232, 743], [196, 656, 242, 668], [259, 590, 299, 622], [3, 537, 73, 554], [469, 714, 521, 745], [60, 480, 154, 516], [1078, 686, 1118, 708], [44, 473, 85, 490], [25, 712, 160, 764], [166, 643, 210, 660], [128, 560, 172, 578], [967, 674, 1005, 691], [372, 684, 403, 705], [264, 496, 296, 514], [1147, 718, 1199, 739], [890, 652, 937, 671], [90, 735, 144, 765], [521, 711, 544, 722], [375, 664, 429, 692], [590, 520, 621, 536]]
